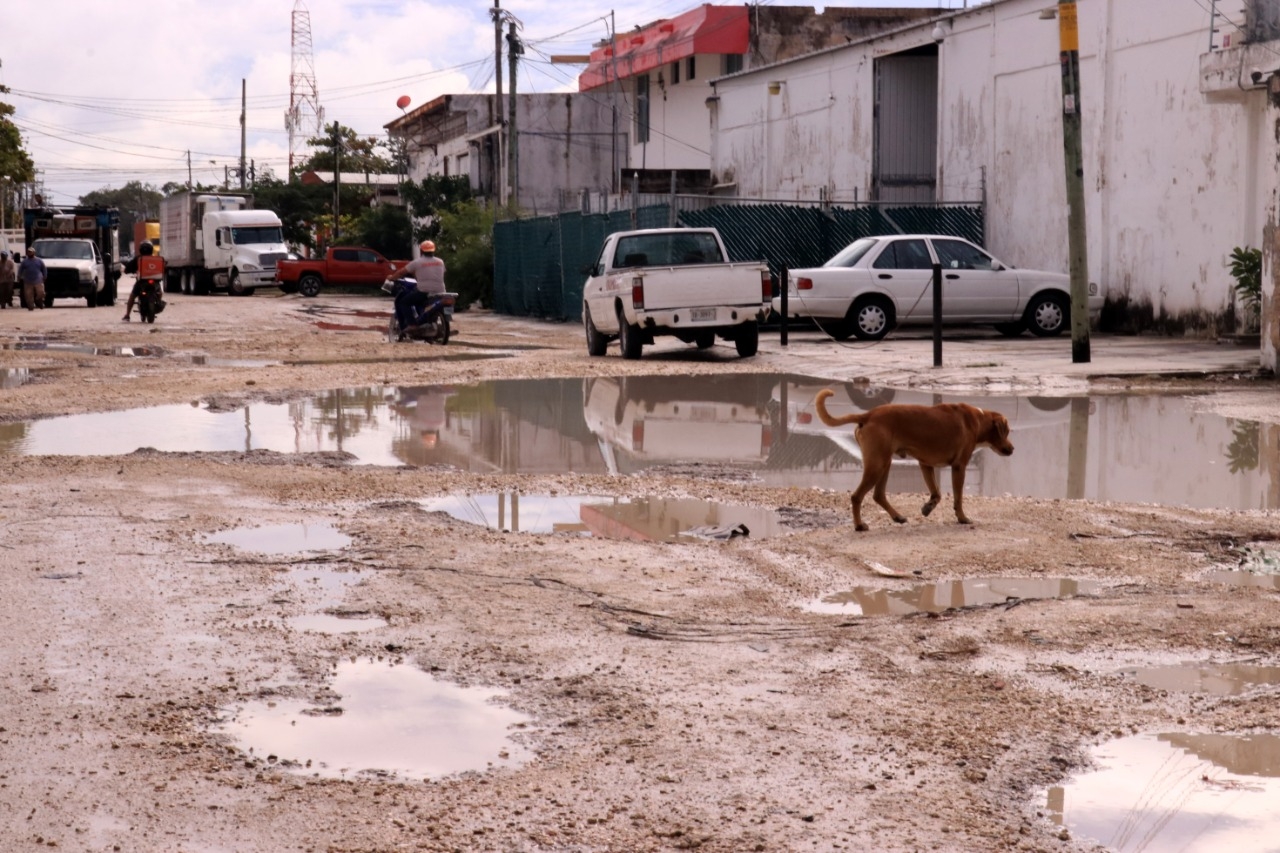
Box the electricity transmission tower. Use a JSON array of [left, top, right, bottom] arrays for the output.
[[285, 0, 324, 180]]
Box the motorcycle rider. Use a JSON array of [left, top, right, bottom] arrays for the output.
[[387, 240, 447, 341], [123, 241, 165, 321]]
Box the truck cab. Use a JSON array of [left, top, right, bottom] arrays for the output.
[[32, 237, 106, 307], [202, 209, 288, 295]]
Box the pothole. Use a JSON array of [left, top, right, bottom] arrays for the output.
[[420, 493, 786, 541], [213, 658, 533, 780], [203, 522, 352, 555], [805, 577, 1101, 615], [1045, 732, 1280, 851]]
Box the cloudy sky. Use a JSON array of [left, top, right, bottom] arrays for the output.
[[3, 0, 966, 205]]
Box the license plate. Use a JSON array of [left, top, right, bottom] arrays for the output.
[[691, 308, 716, 322], [443, 306, 455, 317]]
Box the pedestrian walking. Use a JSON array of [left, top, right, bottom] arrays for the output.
[[17, 246, 47, 310], [0, 250, 17, 308]]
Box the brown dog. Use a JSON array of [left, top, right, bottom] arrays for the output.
[[814, 389, 1014, 531]]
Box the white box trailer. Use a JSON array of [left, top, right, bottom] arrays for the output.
[[159, 191, 287, 296]]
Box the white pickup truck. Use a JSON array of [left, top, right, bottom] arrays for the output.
[[581, 227, 773, 359]]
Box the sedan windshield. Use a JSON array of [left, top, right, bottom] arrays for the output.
[[824, 238, 877, 268]]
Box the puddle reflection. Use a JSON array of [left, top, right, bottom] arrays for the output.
[[1118, 662, 1280, 695], [1207, 570, 1280, 590], [214, 658, 532, 780], [420, 492, 784, 541], [2, 367, 32, 388], [807, 577, 1099, 616], [2, 374, 1277, 512], [204, 522, 352, 555], [286, 613, 386, 633], [1047, 732, 1280, 852]]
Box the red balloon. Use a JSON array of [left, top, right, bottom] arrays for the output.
[[396, 95, 411, 110]]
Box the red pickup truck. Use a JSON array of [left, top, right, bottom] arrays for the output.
[[275, 246, 409, 297]]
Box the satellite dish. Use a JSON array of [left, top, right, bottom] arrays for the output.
[[396, 95, 411, 110]]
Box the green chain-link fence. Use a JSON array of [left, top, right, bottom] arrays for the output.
[[493, 200, 983, 320]]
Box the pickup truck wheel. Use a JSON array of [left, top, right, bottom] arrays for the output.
[[618, 310, 643, 360], [86, 284, 99, 308], [850, 296, 894, 341], [584, 307, 609, 356], [1024, 292, 1068, 337], [298, 274, 323, 298], [734, 321, 759, 357]]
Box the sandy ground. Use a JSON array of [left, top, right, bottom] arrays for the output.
[[2, 286, 1279, 853]]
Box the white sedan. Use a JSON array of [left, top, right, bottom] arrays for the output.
[[771, 234, 1102, 341]]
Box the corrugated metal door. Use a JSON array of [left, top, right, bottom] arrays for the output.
[[872, 52, 939, 203]]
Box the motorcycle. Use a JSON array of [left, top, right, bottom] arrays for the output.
[[383, 278, 456, 345], [134, 277, 166, 324]]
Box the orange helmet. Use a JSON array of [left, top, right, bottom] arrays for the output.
[[419, 240, 436, 254]]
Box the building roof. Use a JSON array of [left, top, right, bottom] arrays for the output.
[[579, 4, 749, 91], [299, 170, 402, 188]]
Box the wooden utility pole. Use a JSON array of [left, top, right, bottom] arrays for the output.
[[507, 21, 521, 209], [1058, 0, 1090, 363], [332, 123, 342, 242], [239, 79, 247, 190], [492, 0, 505, 206]]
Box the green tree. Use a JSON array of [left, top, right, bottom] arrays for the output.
[[399, 175, 474, 242], [250, 176, 331, 254], [435, 198, 493, 310], [354, 203, 413, 260], [79, 181, 164, 250], [0, 85, 37, 229], [299, 123, 395, 177]]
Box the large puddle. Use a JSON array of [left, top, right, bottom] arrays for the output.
[[1117, 662, 1280, 695], [806, 577, 1099, 615], [420, 493, 783, 541], [213, 658, 532, 780], [1046, 732, 1280, 851], [2, 374, 1277, 511]]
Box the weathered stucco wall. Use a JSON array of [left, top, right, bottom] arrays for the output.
[[711, 0, 1276, 344]]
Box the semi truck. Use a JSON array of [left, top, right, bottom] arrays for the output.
[[159, 191, 287, 296], [23, 205, 124, 307]]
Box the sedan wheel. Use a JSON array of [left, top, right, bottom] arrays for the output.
[[850, 297, 894, 341], [1025, 293, 1069, 337]]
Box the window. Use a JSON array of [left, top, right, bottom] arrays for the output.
[[932, 239, 996, 270], [723, 54, 743, 75], [635, 75, 650, 144], [671, 61, 680, 85], [872, 239, 933, 270], [333, 249, 358, 262], [824, 238, 877, 268]]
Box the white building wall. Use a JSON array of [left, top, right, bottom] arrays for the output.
[[711, 0, 1274, 327], [629, 58, 722, 171]]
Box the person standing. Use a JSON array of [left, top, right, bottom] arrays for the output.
[[0, 250, 16, 308], [17, 246, 47, 310]]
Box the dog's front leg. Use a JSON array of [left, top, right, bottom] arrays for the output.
[[918, 463, 942, 517], [950, 464, 971, 524]]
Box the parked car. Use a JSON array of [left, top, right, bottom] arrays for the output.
[[772, 234, 1102, 340]]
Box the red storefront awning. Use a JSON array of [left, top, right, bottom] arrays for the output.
[[578, 4, 749, 92]]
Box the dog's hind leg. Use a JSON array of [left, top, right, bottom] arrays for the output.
[[950, 464, 972, 524], [918, 463, 942, 517], [870, 466, 907, 526]]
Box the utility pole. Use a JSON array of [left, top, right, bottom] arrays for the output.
[[332, 123, 342, 243], [507, 21, 522, 209], [187, 150, 192, 190], [1057, 0, 1090, 363], [240, 79, 247, 190], [492, 0, 505, 206]]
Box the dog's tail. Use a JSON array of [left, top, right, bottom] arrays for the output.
[[814, 388, 870, 428]]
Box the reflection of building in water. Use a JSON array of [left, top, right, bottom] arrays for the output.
[[579, 497, 780, 542], [817, 578, 1093, 616], [391, 380, 605, 472], [1160, 732, 1280, 777]]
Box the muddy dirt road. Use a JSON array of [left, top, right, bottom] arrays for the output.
[[2, 289, 1278, 852]]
